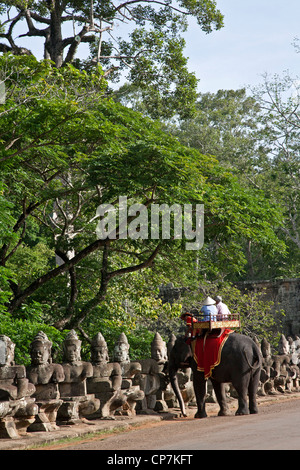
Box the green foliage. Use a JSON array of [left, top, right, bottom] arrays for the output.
[[179, 0, 223, 32], [0, 55, 290, 360], [114, 29, 199, 119], [165, 88, 297, 281], [0, 311, 67, 365], [0, 0, 224, 118], [0, 182, 18, 246], [78, 269, 183, 359], [6, 242, 54, 287], [169, 89, 267, 179]]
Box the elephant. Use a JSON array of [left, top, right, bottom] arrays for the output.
[[168, 332, 262, 418]]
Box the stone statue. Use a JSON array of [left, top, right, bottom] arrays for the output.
[[133, 358, 161, 414], [293, 336, 300, 354], [112, 333, 144, 416], [258, 338, 276, 396], [26, 331, 65, 431], [57, 330, 100, 424], [272, 353, 293, 394], [0, 335, 38, 439], [113, 332, 132, 364], [278, 334, 290, 355], [150, 332, 174, 412], [87, 332, 126, 419], [287, 336, 300, 365]]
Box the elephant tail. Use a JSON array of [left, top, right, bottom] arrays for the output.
[[243, 347, 262, 372]]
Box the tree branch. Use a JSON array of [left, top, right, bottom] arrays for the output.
[[68, 242, 161, 329], [107, 243, 160, 281], [53, 249, 79, 329], [7, 236, 107, 313], [7, 194, 157, 313]]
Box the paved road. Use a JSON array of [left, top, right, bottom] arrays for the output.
[[42, 397, 300, 451]]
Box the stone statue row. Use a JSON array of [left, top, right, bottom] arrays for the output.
[[0, 329, 191, 439], [2, 328, 300, 439], [258, 334, 300, 397]]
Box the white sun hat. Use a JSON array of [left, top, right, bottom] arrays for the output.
[[202, 296, 216, 306]]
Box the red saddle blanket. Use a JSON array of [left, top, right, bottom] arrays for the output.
[[191, 328, 233, 379]]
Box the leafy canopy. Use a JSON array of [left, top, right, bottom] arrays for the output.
[[0, 0, 224, 118], [0, 54, 286, 359]]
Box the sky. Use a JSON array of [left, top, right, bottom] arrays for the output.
[[183, 0, 300, 93], [3, 0, 300, 94]]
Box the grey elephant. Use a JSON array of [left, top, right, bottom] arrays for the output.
[[168, 332, 262, 418]]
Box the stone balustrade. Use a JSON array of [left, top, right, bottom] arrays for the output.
[[1, 329, 300, 439]]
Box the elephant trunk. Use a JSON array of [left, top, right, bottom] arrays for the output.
[[168, 361, 187, 417]]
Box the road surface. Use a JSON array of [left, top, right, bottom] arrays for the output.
[[39, 396, 300, 451]]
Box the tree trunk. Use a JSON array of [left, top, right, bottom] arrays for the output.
[[46, 1, 64, 67], [246, 239, 254, 279]]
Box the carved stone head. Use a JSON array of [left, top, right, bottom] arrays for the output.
[[113, 333, 130, 363], [261, 338, 271, 358], [30, 331, 52, 366], [151, 332, 168, 364], [62, 329, 82, 363], [0, 335, 15, 367], [91, 332, 109, 365]]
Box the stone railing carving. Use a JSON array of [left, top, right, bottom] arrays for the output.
[[1, 329, 300, 439]]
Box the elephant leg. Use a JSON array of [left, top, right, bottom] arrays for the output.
[[248, 371, 260, 414], [210, 379, 230, 416], [193, 372, 207, 418], [232, 380, 249, 416]]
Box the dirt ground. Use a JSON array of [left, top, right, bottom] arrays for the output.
[[26, 394, 300, 451]]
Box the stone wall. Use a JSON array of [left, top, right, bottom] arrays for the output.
[[159, 283, 188, 304], [236, 279, 300, 336]]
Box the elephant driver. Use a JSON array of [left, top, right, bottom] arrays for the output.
[[180, 313, 198, 341]]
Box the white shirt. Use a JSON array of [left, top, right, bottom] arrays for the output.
[[216, 302, 230, 318]]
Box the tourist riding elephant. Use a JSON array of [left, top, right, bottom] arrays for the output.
[[168, 332, 262, 418]]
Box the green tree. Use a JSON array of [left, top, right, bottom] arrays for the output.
[[0, 55, 286, 357], [0, 0, 224, 118], [169, 88, 268, 182], [250, 72, 300, 278], [164, 88, 287, 281]]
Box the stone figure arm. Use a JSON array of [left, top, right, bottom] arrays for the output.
[[78, 362, 93, 382], [176, 368, 191, 386], [15, 377, 32, 399], [110, 363, 123, 391], [128, 361, 142, 378], [272, 354, 291, 377], [144, 360, 161, 395], [14, 365, 35, 399], [52, 364, 65, 383], [111, 374, 122, 391], [80, 362, 93, 381]]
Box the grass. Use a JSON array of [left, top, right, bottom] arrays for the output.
[[26, 422, 144, 450]]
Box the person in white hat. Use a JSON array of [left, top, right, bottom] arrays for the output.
[[200, 296, 218, 321]]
